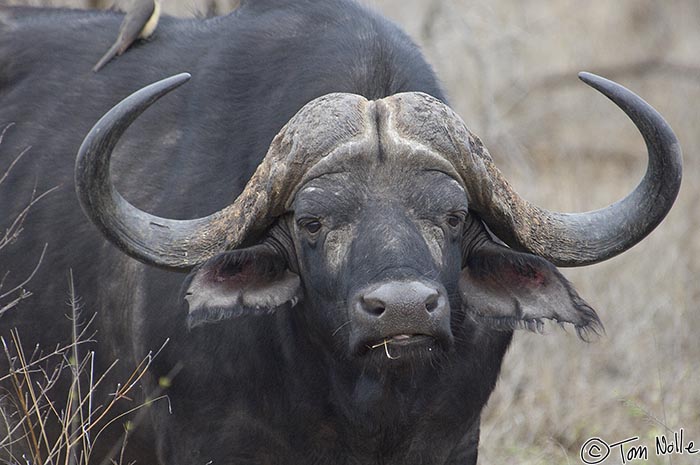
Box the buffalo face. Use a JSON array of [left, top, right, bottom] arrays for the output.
[[290, 167, 466, 363]]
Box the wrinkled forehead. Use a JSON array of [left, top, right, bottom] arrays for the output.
[[285, 92, 466, 206]]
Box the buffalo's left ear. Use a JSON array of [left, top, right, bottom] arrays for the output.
[[460, 242, 603, 340], [184, 245, 301, 328]]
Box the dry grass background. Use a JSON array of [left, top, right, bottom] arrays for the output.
[[3, 0, 699, 463]]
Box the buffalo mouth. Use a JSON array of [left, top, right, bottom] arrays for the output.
[[372, 334, 433, 347], [358, 332, 448, 361]]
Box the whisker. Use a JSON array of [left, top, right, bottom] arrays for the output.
[[331, 320, 351, 336]]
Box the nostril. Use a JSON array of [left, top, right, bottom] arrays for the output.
[[361, 297, 386, 316], [424, 293, 440, 313]]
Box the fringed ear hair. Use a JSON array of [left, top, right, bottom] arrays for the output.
[[460, 242, 603, 341], [184, 245, 301, 328]]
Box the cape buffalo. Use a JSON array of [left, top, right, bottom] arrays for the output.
[[0, 0, 682, 464]]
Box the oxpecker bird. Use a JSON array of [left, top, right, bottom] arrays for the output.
[[93, 0, 160, 72]]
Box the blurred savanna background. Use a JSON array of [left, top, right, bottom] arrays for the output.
[[3, 0, 699, 463]]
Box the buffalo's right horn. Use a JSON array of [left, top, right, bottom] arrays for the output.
[[76, 74, 374, 270], [76, 74, 234, 270]]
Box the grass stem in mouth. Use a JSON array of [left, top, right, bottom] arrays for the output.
[[369, 339, 400, 360]]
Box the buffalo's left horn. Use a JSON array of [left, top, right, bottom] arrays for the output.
[[469, 73, 682, 266], [76, 74, 372, 270]]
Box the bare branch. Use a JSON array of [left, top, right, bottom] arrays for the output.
[[0, 243, 47, 319], [1, 184, 59, 251]]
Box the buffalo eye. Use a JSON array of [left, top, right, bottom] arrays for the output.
[[446, 213, 465, 229], [299, 219, 322, 235], [306, 221, 322, 234]]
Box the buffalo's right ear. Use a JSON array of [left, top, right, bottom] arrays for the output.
[[184, 245, 301, 328]]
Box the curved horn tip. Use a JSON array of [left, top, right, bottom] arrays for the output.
[[578, 71, 600, 83], [169, 72, 192, 83], [130, 73, 192, 101], [576, 72, 650, 108], [153, 72, 192, 92], [577, 71, 616, 91]]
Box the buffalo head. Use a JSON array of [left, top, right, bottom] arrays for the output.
[[75, 72, 681, 367]]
